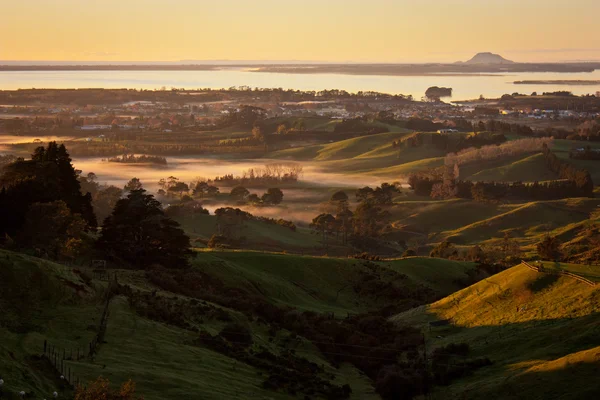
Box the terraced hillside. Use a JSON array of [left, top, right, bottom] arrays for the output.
[[392, 263, 600, 399]]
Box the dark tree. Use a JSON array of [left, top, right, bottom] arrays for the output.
[[311, 213, 336, 247], [230, 186, 250, 202], [261, 188, 284, 205], [537, 235, 562, 261], [0, 142, 96, 239], [356, 186, 375, 203], [124, 177, 143, 192], [193, 181, 219, 198], [98, 189, 192, 268]]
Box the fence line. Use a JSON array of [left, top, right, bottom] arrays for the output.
[[89, 271, 118, 357], [37, 270, 119, 396], [41, 340, 82, 389], [521, 261, 596, 287]]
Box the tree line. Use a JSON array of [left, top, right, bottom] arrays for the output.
[[106, 154, 167, 165], [409, 145, 593, 201]]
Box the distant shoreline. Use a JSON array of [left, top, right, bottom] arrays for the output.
[[514, 80, 600, 85], [0, 63, 599, 76]]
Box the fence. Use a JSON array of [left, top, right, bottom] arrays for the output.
[[37, 270, 119, 396], [521, 261, 596, 287], [89, 271, 118, 357], [42, 340, 84, 389]]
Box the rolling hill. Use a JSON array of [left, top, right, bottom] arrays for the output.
[[392, 262, 600, 399]]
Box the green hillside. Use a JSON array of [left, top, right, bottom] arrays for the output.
[[192, 252, 475, 314], [465, 153, 558, 182], [0, 249, 475, 400], [392, 263, 600, 399], [438, 198, 599, 246]]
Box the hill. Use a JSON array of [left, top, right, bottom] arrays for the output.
[[462, 52, 514, 65], [0, 249, 476, 399], [392, 262, 600, 399]]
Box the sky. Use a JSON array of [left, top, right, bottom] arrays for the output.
[[1, 0, 599, 63]]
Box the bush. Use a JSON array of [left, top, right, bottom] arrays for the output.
[[219, 322, 253, 348], [375, 365, 425, 400], [402, 249, 417, 257]]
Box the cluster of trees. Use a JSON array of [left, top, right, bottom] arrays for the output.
[[576, 120, 600, 140], [0, 143, 97, 260], [542, 143, 594, 196], [410, 145, 594, 201], [0, 143, 192, 268], [445, 137, 553, 166], [78, 172, 125, 224], [213, 163, 303, 185], [229, 186, 284, 206], [411, 174, 593, 202], [207, 206, 295, 248], [106, 154, 167, 165], [311, 184, 400, 249], [98, 188, 192, 267], [157, 176, 193, 198]]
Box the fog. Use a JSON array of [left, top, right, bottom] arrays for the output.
[[0, 133, 390, 224], [71, 156, 386, 224], [72, 156, 380, 191]]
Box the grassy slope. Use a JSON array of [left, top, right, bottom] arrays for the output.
[[465, 153, 558, 183], [392, 263, 600, 399], [0, 249, 474, 400], [193, 252, 474, 314], [438, 198, 599, 246], [0, 250, 104, 399], [175, 214, 350, 255], [268, 130, 412, 162]]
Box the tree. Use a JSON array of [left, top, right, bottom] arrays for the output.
[[467, 245, 485, 263], [167, 181, 189, 197], [0, 142, 96, 239], [356, 186, 374, 203], [430, 240, 458, 259], [276, 124, 288, 135], [329, 190, 349, 212], [373, 183, 401, 205], [17, 201, 87, 260], [353, 201, 389, 237], [336, 208, 354, 244], [124, 177, 143, 192], [93, 186, 123, 224], [98, 189, 192, 268], [310, 213, 336, 248], [214, 207, 250, 238], [230, 186, 250, 202], [537, 235, 562, 261], [193, 181, 219, 198], [74, 377, 143, 400], [252, 126, 264, 141], [247, 193, 261, 205], [262, 188, 284, 205]]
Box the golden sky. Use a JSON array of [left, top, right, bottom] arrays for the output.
[[1, 0, 599, 63]]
